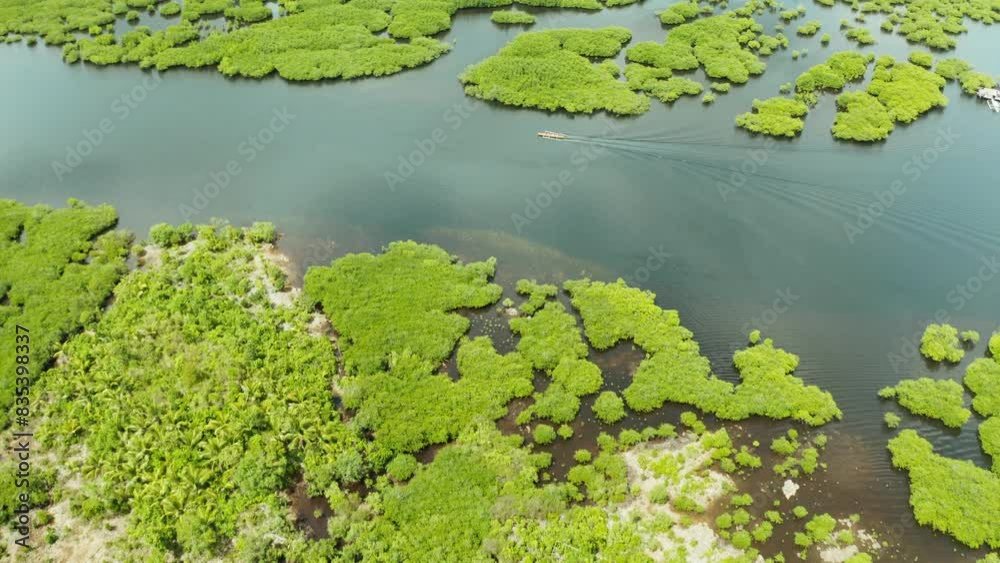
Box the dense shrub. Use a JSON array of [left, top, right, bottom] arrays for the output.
[[797, 20, 821, 35], [867, 57, 947, 123], [515, 278, 557, 315], [459, 28, 650, 115], [593, 391, 626, 423], [832, 91, 894, 141], [490, 9, 535, 24], [965, 358, 1000, 416], [533, 423, 557, 444], [37, 229, 364, 557], [736, 96, 809, 137], [565, 279, 841, 425], [888, 429, 1000, 549], [305, 241, 501, 376], [0, 200, 128, 428], [879, 377, 970, 428], [150, 6, 452, 82], [919, 323, 964, 362]]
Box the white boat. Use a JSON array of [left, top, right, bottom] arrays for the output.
[[537, 131, 567, 140], [989, 98, 1000, 113]]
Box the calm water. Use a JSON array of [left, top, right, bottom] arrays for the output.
[[3, 1, 1000, 560]]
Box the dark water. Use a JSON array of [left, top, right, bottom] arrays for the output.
[[3, 1, 1000, 559]]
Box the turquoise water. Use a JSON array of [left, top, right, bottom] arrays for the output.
[[2, 1, 1000, 559]]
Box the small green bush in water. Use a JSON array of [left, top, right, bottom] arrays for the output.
[[884, 412, 902, 428], [920, 323, 964, 362], [593, 391, 626, 423], [490, 10, 535, 24], [736, 97, 809, 137], [533, 424, 557, 444]]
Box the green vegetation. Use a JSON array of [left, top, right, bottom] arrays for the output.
[[962, 330, 982, 344], [459, 28, 651, 115], [305, 241, 501, 376], [797, 20, 821, 35], [919, 323, 964, 362], [959, 70, 998, 94], [820, 32, 831, 44], [703, 92, 717, 103], [888, 429, 1000, 549], [160, 2, 181, 17], [154, 6, 452, 80], [867, 56, 947, 123], [795, 51, 871, 97], [878, 378, 971, 428], [564, 279, 841, 425], [844, 26, 875, 45], [593, 391, 626, 423], [659, 1, 701, 25], [981, 417, 1000, 473], [627, 10, 769, 102], [490, 9, 535, 24], [534, 423, 557, 444], [0, 199, 128, 428], [832, 91, 894, 142], [884, 411, 902, 428], [908, 50, 933, 68], [0, 0, 115, 45], [515, 278, 558, 315], [626, 67, 704, 103], [736, 96, 809, 137], [935, 57, 973, 80], [37, 226, 364, 557], [965, 357, 1000, 416]]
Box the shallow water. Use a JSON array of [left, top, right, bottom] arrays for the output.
[[2, 1, 999, 559]]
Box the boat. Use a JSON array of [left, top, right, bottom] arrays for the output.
[[989, 99, 1000, 113], [537, 131, 567, 140]]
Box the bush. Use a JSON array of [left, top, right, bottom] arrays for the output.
[[965, 358, 1000, 416], [246, 221, 278, 244], [593, 391, 626, 424], [386, 454, 419, 481], [574, 449, 592, 463], [160, 1, 181, 16], [920, 323, 964, 362], [883, 378, 970, 428], [888, 430, 1000, 549], [832, 91, 893, 142], [736, 96, 809, 137], [884, 412, 902, 428], [908, 51, 933, 68], [490, 10, 535, 24], [533, 424, 557, 444], [149, 222, 194, 247], [961, 330, 981, 344]]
